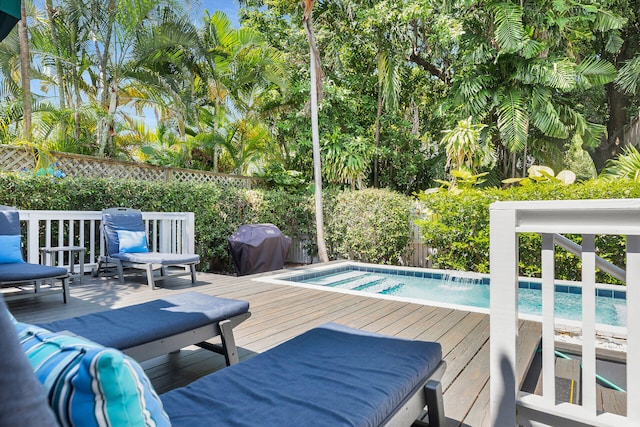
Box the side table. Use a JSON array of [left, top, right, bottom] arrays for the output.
[[40, 246, 86, 284]]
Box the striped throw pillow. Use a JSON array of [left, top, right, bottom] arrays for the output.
[[16, 322, 171, 427]]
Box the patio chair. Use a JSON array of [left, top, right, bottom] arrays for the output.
[[94, 207, 200, 289], [37, 291, 251, 365], [0, 207, 69, 303]]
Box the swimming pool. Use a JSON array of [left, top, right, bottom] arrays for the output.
[[268, 263, 627, 328]]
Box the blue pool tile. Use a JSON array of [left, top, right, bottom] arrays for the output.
[[568, 286, 581, 295], [518, 282, 529, 289], [597, 289, 613, 298], [614, 291, 626, 300], [556, 285, 569, 293], [529, 282, 541, 290]]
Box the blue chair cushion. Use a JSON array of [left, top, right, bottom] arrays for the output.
[[0, 209, 21, 235], [117, 230, 149, 253], [161, 322, 442, 427], [0, 235, 24, 263], [39, 291, 249, 349], [102, 208, 146, 256], [16, 322, 171, 427], [0, 263, 67, 282]]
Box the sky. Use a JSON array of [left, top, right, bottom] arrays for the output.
[[193, 0, 241, 27]]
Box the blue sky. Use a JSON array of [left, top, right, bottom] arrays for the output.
[[193, 0, 241, 27]]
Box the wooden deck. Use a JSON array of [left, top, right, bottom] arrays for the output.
[[6, 268, 542, 427]]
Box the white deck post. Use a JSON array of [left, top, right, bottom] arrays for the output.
[[490, 206, 519, 426], [627, 235, 640, 423], [541, 233, 555, 404], [186, 212, 196, 254], [581, 234, 597, 415], [26, 212, 39, 264]]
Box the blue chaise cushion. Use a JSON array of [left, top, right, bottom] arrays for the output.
[[161, 322, 442, 427], [0, 235, 24, 263], [39, 291, 249, 349], [0, 263, 67, 282]]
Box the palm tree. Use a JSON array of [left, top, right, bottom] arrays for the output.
[[302, 0, 329, 262]]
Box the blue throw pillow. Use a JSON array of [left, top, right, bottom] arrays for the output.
[[16, 322, 170, 427], [0, 235, 24, 264], [117, 230, 149, 253]]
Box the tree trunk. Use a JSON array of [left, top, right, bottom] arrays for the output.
[[303, 5, 328, 263], [373, 81, 383, 188], [591, 82, 629, 172], [18, 1, 31, 141], [95, 0, 116, 156], [590, 30, 638, 172], [45, 0, 65, 110]]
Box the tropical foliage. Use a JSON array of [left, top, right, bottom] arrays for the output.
[[1, 0, 639, 194]]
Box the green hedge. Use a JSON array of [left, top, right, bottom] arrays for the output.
[[326, 189, 413, 264], [0, 174, 316, 273], [416, 179, 640, 282], [7, 172, 635, 279]]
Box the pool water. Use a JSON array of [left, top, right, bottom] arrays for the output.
[[287, 267, 627, 327]]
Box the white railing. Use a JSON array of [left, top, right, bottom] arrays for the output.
[[17, 210, 196, 272], [490, 199, 639, 426]]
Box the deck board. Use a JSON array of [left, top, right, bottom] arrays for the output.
[[6, 269, 543, 426]]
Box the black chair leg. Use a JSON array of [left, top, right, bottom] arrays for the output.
[[425, 380, 445, 427]]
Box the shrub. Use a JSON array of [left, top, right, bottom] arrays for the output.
[[326, 189, 413, 264], [417, 179, 640, 282], [0, 173, 315, 273]]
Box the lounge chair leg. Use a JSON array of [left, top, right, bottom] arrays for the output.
[[425, 380, 445, 427], [62, 277, 70, 304], [146, 265, 155, 290], [219, 319, 240, 366], [115, 261, 125, 284], [190, 264, 197, 283]]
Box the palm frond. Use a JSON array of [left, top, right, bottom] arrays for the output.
[[543, 60, 576, 90], [520, 38, 546, 60], [497, 89, 529, 152], [575, 56, 616, 88], [600, 145, 640, 181], [593, 9, 626, 32], [605, 30, 624, 54], [531, 101, 568, 139], [615, 54, 640, 95], [492, 2, 524, 53], [377, 51, 402, 111]]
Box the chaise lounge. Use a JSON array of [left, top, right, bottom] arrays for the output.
[[0, 207, 69, 303], [95, 207, 200, 290], [38, 291, 251, 365], [5, 295, 446, 427]]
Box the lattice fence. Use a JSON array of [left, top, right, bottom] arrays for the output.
[[0, 145, 35, 171], [0, 145, 257, 188]]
